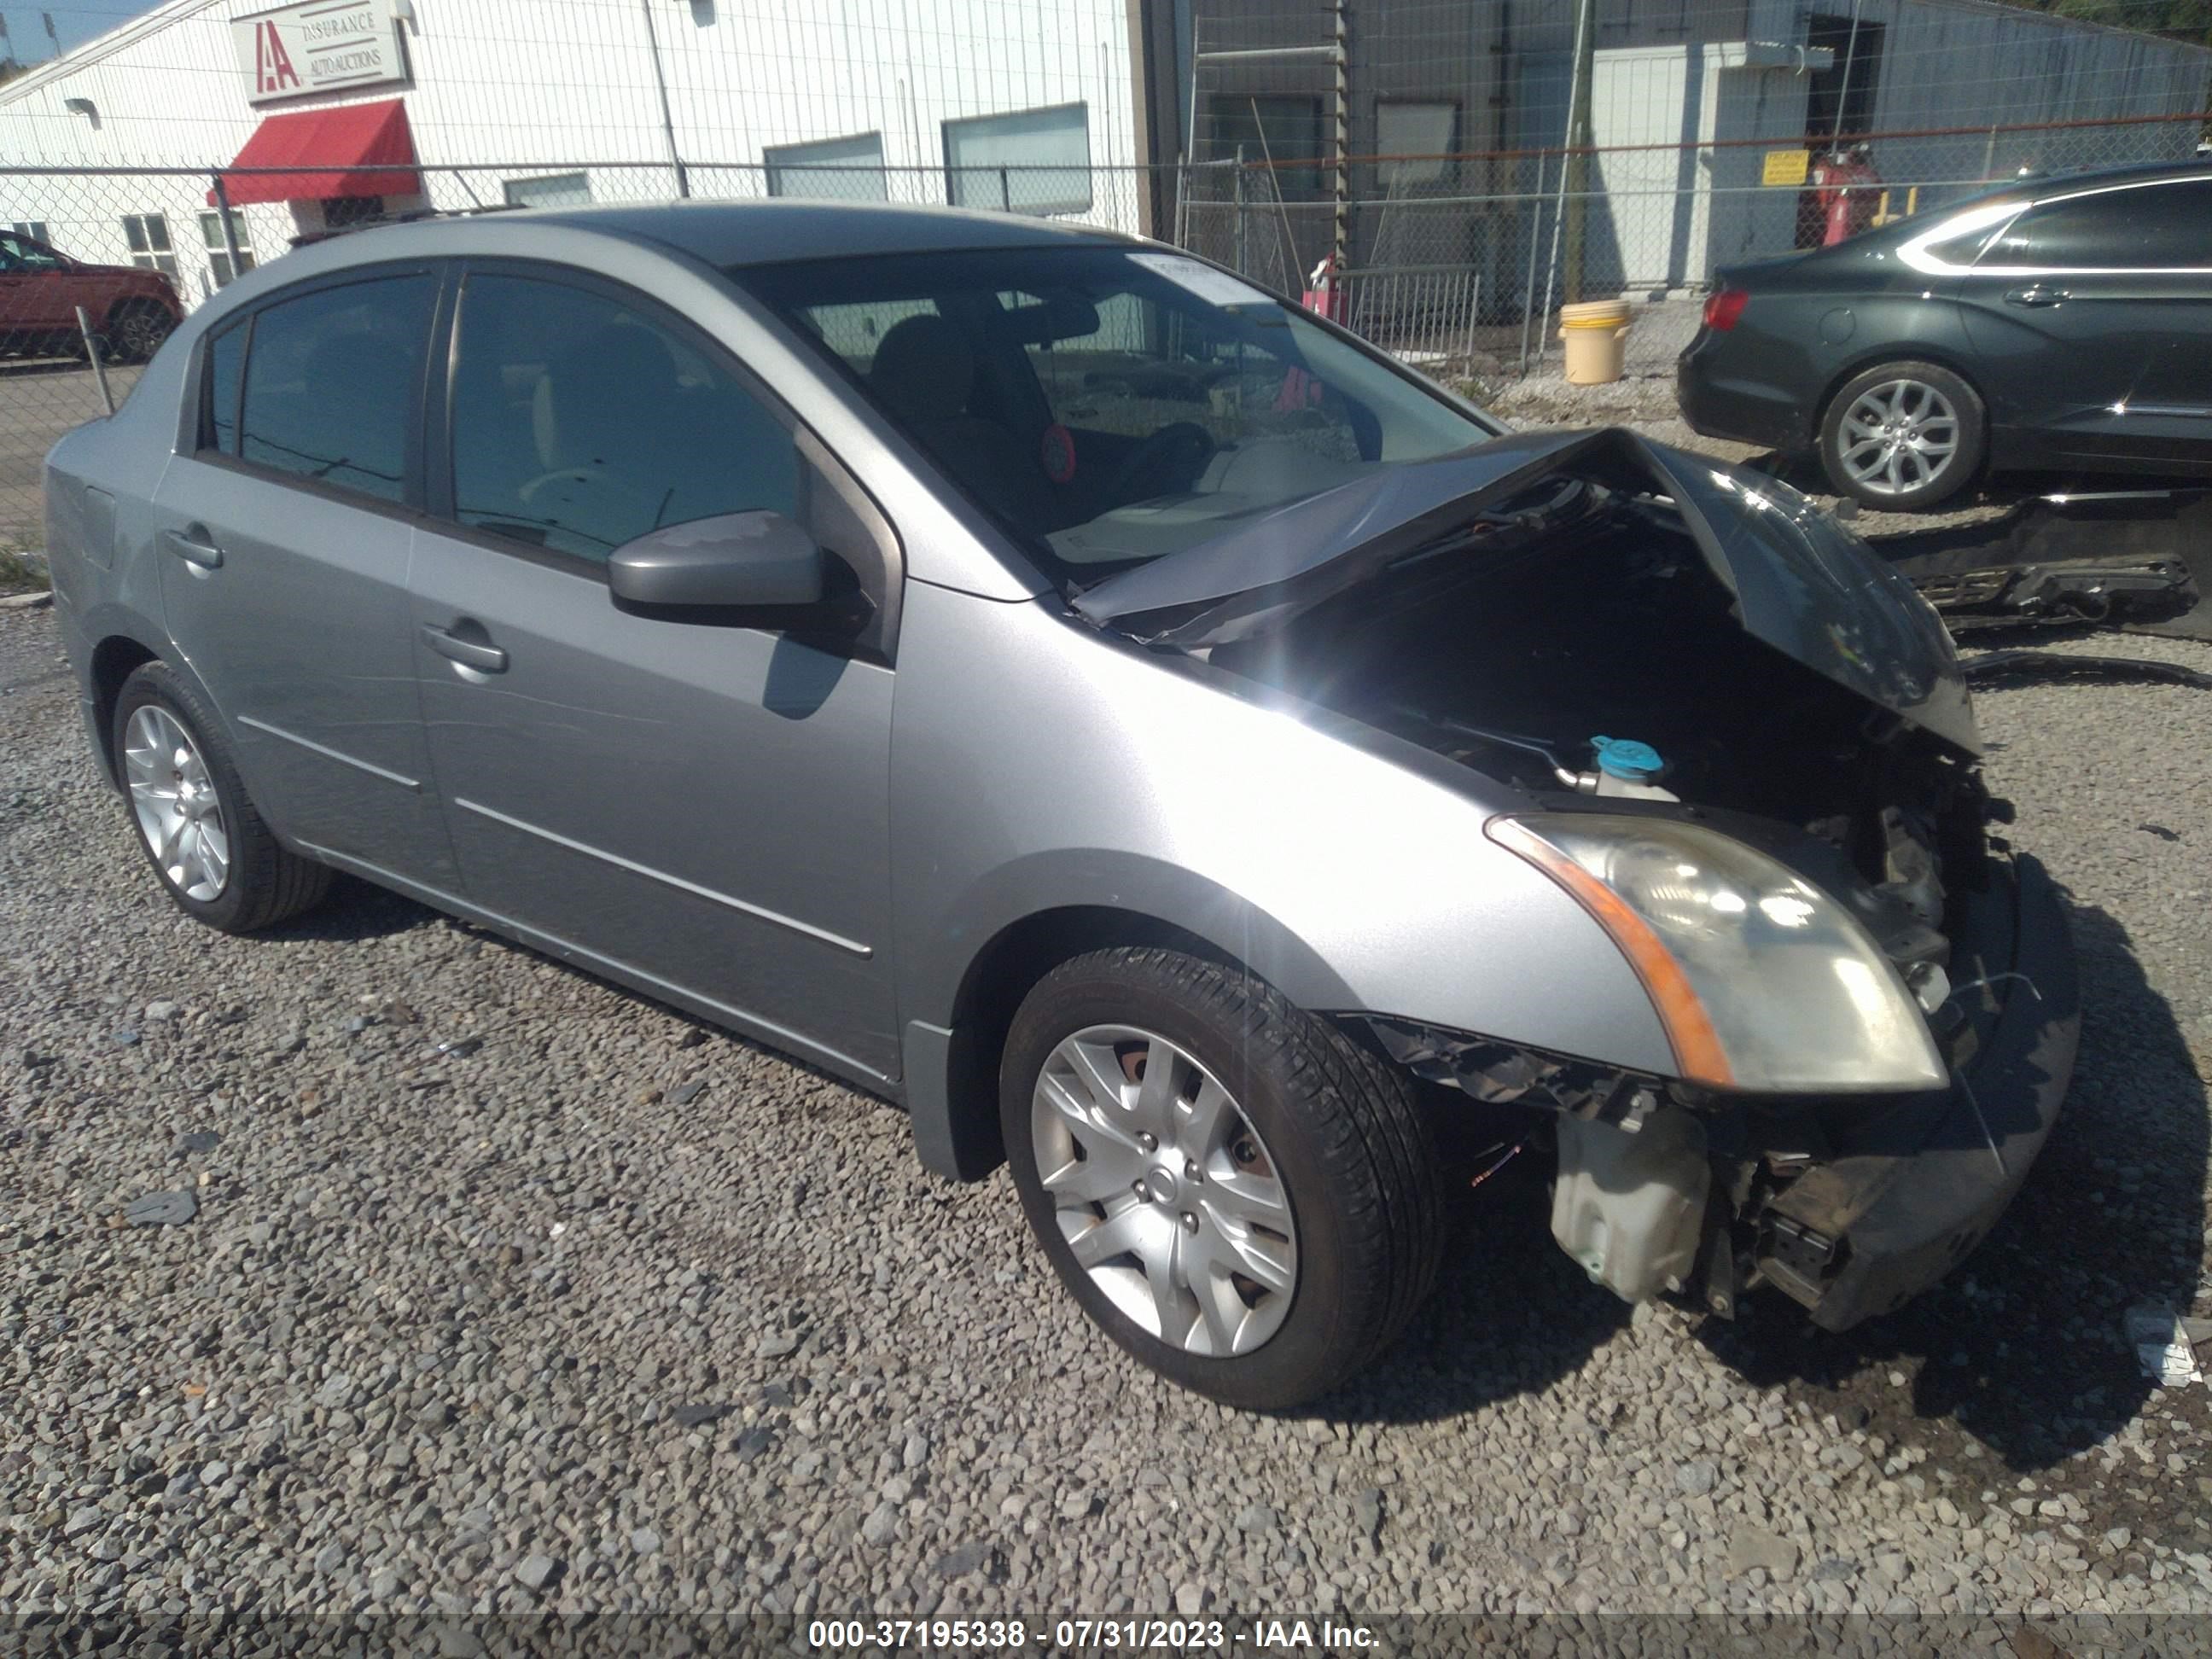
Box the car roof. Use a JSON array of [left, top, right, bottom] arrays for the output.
[[378, 199, 1140, 268]]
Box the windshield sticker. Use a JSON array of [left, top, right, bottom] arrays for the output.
[[1126, 253, 1278, 309], [1040, 423, 1078, 485]]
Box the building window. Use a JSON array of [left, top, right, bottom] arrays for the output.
[[323, 196, 386, 230], [199, 210, 256, 287], [503, 172, 593, 209], [1377, 102, 1458, 189], [10, 221, 50, 245], [765, 133, 888, 202], [1211, 96, 1325, 197], [122, 213, 179, 280], [943, 103, 1092, 216]]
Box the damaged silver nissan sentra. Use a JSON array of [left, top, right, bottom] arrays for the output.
[[44, 203, 2077, 1407]]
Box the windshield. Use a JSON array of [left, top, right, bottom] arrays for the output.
[[736, 245, 1496, 584]]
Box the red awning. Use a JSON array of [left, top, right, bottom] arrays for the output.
[[210, 98, 419, 207]]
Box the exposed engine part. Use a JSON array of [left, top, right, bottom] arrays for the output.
[[1551, 1107, 1712, 1303], [1362, 1019, 1665, 1125], [1960, 650, 2212, 691]]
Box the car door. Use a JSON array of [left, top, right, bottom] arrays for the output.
[[407, 262, 903, 1084], [1957, 175, 2212, 477], [151, 263, 462, 891]]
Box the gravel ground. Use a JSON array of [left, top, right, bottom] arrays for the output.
[[5, 583, 2211, 1626]]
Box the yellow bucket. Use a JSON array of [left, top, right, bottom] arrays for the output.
[[1558, 299, 1633, 385]]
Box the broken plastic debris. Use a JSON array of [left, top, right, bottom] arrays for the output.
[[2125, 1304, 2205, 1388], [124, 1190, 198, 1227]]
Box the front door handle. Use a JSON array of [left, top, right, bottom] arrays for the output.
[[2003, 284, 2067, 308], [160, 525, 224, 569], [419, 622, 508, 674]]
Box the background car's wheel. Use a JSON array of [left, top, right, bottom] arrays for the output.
[[112, 661, 329, 933], [1000, 946, 1444, 1409], [1819, 359, 1985, 510], [107, 301, 176, 364]]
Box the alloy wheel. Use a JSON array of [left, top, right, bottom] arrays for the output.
[[1837, 378, 1960, 497], [124, 705, 230, 902], [1030, 1024, 1298, 1356]]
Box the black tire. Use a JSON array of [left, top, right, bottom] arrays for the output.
[[999, 946, 1444, 1409], [112, 661, 329, 933], [1818, 358, 1986, 511], [107, 301, 176, 365]]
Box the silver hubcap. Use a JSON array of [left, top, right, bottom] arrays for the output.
[[124, 706, 230, 902], [1838, 379, 1960, 496], [1031, 1025, 1297, 1357]]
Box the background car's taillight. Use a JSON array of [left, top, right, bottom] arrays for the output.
[[1702, 288, 1748, 332]]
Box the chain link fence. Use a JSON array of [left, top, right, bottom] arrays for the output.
[[4, 109, 2207, 566]]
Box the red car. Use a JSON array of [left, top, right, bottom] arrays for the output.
[[0, 228, 184, 364]]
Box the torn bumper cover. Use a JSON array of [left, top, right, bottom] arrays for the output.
[[1365, 851, 2079, 1333], [1751, 850, 2079, 1330]]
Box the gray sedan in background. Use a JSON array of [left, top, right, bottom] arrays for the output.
[[43, 202, 2076, 1407]]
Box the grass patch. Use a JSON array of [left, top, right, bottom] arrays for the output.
[[0, 542, 49, 596]]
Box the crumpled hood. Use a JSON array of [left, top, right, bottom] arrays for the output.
[[1074, 427, 1977, 756]]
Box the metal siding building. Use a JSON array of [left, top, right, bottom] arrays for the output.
[[0, 0, 1149, 305]]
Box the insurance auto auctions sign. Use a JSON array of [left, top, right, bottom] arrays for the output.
[[234, 0, 407, 105]]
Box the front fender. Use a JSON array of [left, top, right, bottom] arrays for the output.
[[892, 584, 1675, 1074]]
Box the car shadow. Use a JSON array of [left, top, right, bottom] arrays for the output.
[[256, 871, 445, 943], [1318, 893, 2208, 1470]]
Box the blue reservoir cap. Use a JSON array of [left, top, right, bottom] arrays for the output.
[[1592, 735, 1666, 781]]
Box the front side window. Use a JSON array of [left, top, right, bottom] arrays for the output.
[[123, 213, 178, 280], [1983, 180, 2212, 271], [448, 272, 798, 562], [765, 133, 888, 201], [238, 273, 436, 503], [943, 104, 1091, 215], [2, 230, 63, 270], [742, 245, 1492, 583], [199, 210, 256, 288]]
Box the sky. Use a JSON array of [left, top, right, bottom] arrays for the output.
[[2, 1, 160, 61]]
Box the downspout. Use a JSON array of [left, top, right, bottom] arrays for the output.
[[640, 0, 690, 199]]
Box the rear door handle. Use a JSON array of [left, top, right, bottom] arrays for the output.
[[2003, 284, 2067, 308], [419, 622, 509, 674], [160, 525, 224, 569]]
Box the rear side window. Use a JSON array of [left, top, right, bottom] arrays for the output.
[[1983, 180, 2212, 271], [447, 271, 799, 562], [238, 274, 436, 503], [203, 323, 245, 455]]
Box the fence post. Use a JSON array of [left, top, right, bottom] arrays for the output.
[[999, 166, 1011, 212], [1233, 145, 1248, 276], [74, 307, 116, 416], [211, 172, 246, 288]]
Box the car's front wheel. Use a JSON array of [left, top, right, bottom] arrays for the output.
[[1000, 946, 1444, 1409], [1819, 359, 1986, 510], [113, 661, 329, 932]]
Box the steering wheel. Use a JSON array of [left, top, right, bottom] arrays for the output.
[[1097, 422, 1217, 508]]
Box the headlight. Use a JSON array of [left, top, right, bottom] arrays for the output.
[[1487, 814, 1947, 1093]]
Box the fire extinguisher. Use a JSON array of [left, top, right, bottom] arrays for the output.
[[1301, 255, 1345, 323], [1814, 143, 1882, 247]]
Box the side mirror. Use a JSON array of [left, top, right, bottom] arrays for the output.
[[608, 510, 827, 610]]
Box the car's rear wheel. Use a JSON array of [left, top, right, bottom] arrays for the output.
[[1000, 946, 1444, 1409], [1819, 360, 1986, 510], [113, 661, 329, 933], [108, 301, 176, 364]]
